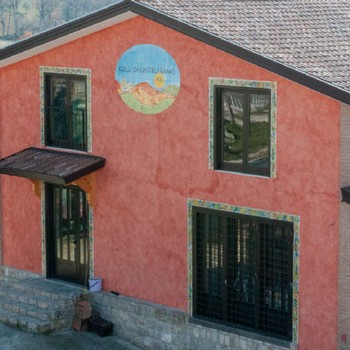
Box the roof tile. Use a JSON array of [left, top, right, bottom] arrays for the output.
[[139, 0, 350, 93]]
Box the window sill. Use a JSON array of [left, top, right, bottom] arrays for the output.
[[189, 317, 295, 349], [44, 146, 89, 155], [212, 169, 272, 179]]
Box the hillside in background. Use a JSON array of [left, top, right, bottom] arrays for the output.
[[0, 0, 119, 47]]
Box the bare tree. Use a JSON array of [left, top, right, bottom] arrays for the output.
[[0, 0, 119, 40], [22, 0, 30, 14], [0, 0, 22, 38], [35, 0, 55, 31], [9, 0, 21, 36], [0, 0, 8, 36]]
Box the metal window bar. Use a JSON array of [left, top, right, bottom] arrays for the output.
[[45, 74, 87, 151], [193, 208, 293, 340], [46, 106, 87, 150], [195, 212, 224, 321]]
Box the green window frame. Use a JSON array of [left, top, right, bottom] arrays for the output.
[[44, 73, 87, 151], [214, 87, 271, 176], [192, 206, 293, 341]]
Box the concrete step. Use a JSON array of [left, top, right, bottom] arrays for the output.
[[0, 309, 69, 334], [0, 277, 90, 334], [6, 278, 87, 302], [0, 296, 71, 321], [0, 286, 71, 309]]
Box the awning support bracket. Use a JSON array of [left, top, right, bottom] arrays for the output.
[[30, 173, 96, 208], [31, 180, 41, 199], [69, 173, 96, 208]]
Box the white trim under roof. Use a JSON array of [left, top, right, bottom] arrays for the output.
[[0, 11, 137, 68]]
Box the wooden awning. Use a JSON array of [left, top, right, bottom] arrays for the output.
[[0, 147, 105, 184], [0, 148, 105, 207]]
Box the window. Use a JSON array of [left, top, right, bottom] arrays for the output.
[[193, 207, 293, 340], [44, 74, 87, 151], [214, 87, 271, 176]]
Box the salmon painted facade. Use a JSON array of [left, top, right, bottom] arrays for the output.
[[0, 1, 349, 350]]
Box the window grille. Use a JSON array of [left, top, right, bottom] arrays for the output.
[[193, 208, 293, 340], [45, 74, 87, 151]]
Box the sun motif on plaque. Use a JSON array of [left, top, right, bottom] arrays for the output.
[[115, 44, 181, 114]]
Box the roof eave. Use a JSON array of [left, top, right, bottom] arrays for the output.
[[0, 0, 136, 68]]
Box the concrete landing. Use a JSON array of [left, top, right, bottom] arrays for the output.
[[0, 322, 142, 350]]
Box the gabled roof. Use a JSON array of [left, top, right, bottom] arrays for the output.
[[0, 0, 349, 104]]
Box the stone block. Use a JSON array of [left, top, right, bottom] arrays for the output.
[[161, 333, 172, 343], [91, 292, 290, 350], [72, 317, 89, 332], [74, 300, 92, 320], [154, 307, 187, 326], [240, 338, 247, 350]]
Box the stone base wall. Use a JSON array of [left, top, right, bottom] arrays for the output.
[[0, 265, 41, 281], [92, 292, 294, 350], [339, 103, 350, 350]]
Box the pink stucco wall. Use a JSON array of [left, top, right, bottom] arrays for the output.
[[0, 16, 340, 349]]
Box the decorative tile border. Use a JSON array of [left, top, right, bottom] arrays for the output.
[[40, 66, 94, 281], [88, 208, 95, 278], [208, 78, 277, 178], [187, 198, 300, 343], [41, 182, 46, 277], [40, 66, 92, 152], [40, 67, 95, 284]]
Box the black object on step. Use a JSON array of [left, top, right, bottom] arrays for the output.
[[88, 316, 114, 337]]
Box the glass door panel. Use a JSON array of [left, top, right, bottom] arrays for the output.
[[49, 185, 89, 285]]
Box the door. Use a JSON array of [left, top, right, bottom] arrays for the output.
[[47, 184, 89, 285]]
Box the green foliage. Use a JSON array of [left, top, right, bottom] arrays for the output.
[[224, 121, 243, 161], [224, 121, 269, 161], [162, 85, 180, 97], [120, 93, 176, 115], [248, 121, 269, 153]]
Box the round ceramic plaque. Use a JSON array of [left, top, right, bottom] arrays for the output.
[[115, 44, 180, 114]]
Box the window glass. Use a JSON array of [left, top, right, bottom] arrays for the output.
[[216, 88, 271, 176], [222, 91, 244, 166], [71, 79, 87, 149], [45, 75, 87, 151], [248, 93, 270, 169], [51, 78, 68, 142]]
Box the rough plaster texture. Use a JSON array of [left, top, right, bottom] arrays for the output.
[[0, 16, 341, 349], [339, 103, 350, 350]]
